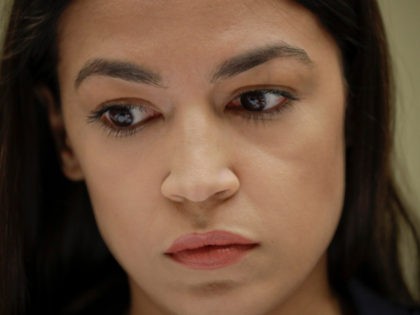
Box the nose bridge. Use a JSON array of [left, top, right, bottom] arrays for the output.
[[176, 107, 221, 167], [161, 105, 239, 203]]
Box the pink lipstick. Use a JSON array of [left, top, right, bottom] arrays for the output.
[[165, 230, 258, 270]]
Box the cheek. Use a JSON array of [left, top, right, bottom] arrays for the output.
[[239, 98, 346, 265], [74, 137, 171, 263], [222, 60, 346, 265], [257, 136, 345, 247]]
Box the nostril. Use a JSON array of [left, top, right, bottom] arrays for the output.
[[169, 194, 186, 203], [160, 125, 241, 202], [161, 168, 240, 203], [214, 189, 233, 200]]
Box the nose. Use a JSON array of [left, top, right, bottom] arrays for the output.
[[161, 110, 240, 203]]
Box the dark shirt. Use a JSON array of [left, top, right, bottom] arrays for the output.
[[348, 280, 420, 315]]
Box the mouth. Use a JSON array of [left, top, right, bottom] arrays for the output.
[[164, 230, 259, 270]]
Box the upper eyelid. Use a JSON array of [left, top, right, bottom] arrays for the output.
[[100, 103, 147, 112], [89, 99, 159, 120], [229, 87, 299, 102], [234, 84, 297, 95], [94, 97, 157, 111]]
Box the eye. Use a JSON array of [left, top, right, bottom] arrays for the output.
[[229, 89, 292, 112], [104, 105, 146, 127], [87, 103, 160, 137], [226, 88, 297, 120]]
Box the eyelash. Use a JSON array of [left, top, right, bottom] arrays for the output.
[[87, 88, 298, 137]]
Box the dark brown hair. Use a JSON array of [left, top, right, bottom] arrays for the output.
[[1, 0, 419, 314], [295, 0, 420, 303]]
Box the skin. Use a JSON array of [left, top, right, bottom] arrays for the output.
[[49, 0, 346, 314]]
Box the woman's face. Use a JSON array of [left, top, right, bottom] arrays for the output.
[[54, 0, 346, 314]]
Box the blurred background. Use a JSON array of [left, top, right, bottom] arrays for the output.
[[378, 0, 420, 213], [378, 0, 420, 295]]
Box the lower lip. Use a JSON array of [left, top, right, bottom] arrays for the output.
[[167, 244, 256, 270]]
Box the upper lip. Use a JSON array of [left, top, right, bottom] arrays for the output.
[[165, 230, 258, 254]]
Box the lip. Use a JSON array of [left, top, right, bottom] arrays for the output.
[[165, 230, 258, 270]]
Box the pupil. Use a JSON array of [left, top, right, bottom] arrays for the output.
[[109, 107, 133, 127], [240, 91, 266, 111]]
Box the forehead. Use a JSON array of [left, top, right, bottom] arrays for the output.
[[59, 0, 329, 51], [57, 0, 339, 85], [60, 0, 304, 32]]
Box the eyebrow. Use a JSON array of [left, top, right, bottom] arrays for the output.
[[75, 42, 312, 89], [211, 43, 313, 82], [75, 59, 164, 89]]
